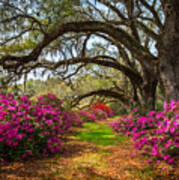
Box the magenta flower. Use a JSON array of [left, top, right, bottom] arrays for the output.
[[164, 101, 168, 111], [111, 100, 179, 165], [17, 134, 24, 140], [46, 120, 53, 125], [133, 108, 138, 112], [170, 100, 175, 111]]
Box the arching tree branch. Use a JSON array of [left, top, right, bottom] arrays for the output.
[[72, 88, 130, 107], [37, 56, 143, 86], [0, 21, 157, 71]]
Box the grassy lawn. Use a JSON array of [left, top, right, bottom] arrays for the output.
[[76, 123, 128, 146]]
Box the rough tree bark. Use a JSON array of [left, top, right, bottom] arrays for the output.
[[159, 1, 179, 101]]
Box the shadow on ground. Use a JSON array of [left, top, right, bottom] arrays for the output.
[[0, 121, 178, 180]]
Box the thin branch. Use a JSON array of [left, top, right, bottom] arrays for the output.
[[1, 14, 46, 34], [136, 20, 159, 41], [81, 34, 91, 57], [0, 28, 33, 46], [139, 0, 163, 30], [97, 0, 127, 20]]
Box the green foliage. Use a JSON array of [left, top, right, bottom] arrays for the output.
[[0, 0, 81, 56], [109, 101, 127, 115], [155, 101, 164, 112], [0, 0, 168, 108], [0, 78, 8, 94], [130, 98, 154, 116]]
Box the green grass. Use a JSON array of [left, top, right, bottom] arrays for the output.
[[111, 115, 120, 119], [76, 123, 127, 146]]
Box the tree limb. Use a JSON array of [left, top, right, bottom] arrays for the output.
[[0, 21, 157, 70], [72, 88, 130, 107]]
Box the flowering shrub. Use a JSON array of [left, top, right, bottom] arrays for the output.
[[35, 94, 73, 132], [78, 109, 98, 122], [37, 93, 64, 112], [128, 99, 154, 116], [92, 108, 108, 120], [66, 111, 83, 127], [93, 103, 113, 117], [111, 100, 179, 164], [0, 92, 74, 162], [37, 94, 83, 127], [77, 103, 113, 122]]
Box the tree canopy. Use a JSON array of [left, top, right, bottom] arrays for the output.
[[0, 0, 179, 107]]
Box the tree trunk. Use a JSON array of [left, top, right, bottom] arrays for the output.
[[159, 1, 179, 101], [23, 73, 27, 95], [140, 63, 158, 110], [142, 79, 158, 110]]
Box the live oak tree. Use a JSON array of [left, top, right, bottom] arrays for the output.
[[0, 0, 179, 108]]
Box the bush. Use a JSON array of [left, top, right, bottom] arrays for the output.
[[111, 100, 179, 164], [92, 102, 113, 118], [78, 108, 98, 122], [0, 92, 73, 162], [77, 103, 114, 123], [37, 93, 64, 112], [66, 111, 83, 127]]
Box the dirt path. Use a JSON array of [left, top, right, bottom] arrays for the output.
[[0, 120, 178, 180]]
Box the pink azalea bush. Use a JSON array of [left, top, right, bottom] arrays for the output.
[[77, 103, 114, 122], [70, 112, 83, 126], [37, 94, 82, 127], [0, 92, 75, 161], [78, 109, 98, 122], [111, 100, 179, 164], [92, 108, 108, 120]]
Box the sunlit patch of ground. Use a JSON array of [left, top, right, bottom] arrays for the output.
[[0, 120, 178, 180]]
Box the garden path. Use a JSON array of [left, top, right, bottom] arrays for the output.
[[0, 119, 177, 180]]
